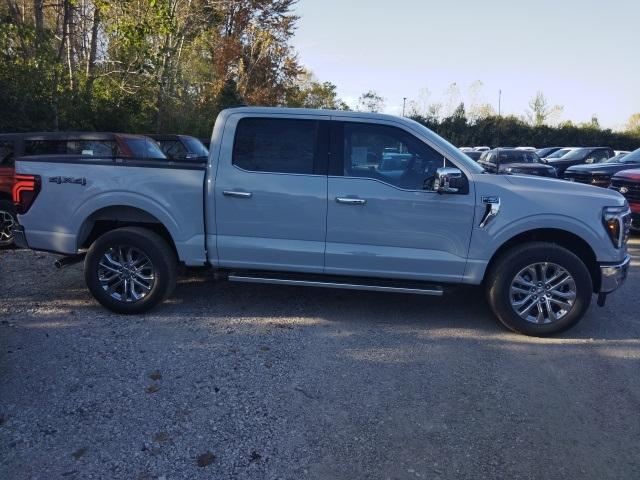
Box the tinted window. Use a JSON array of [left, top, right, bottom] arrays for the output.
[[547, 148, 572, 159], [561, 148, 592, 161], [121, 138, 166, 159], [342, 123, 448, 191], [619, 147, 640, 163], [233, 118, 318, 174], [500, 150, 541, 164], [158, 140, 189, 159], [0, 141, 14, 166], [67, 140, 117, 157], [182, 137, 209, 157], [24, 140, 67, 155], [589, 149, 610, 162]]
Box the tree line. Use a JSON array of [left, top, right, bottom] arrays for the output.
[[413, 108, 640, 151], [0, 0, 346, 137], [1, 0, 639, 150]]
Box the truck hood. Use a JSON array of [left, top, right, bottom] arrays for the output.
[[499, 162, 554, 171], [546, 158, 579, 164], [499, 172, 626, 206], [612, 168, 640, 180], [566, 162, 640, 175]]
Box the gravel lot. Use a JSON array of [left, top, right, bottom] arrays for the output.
[[1, 237, 639, 480]]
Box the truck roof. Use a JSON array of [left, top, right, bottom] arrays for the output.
[[221, 106, 411, 124]]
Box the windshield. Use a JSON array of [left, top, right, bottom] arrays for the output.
[[612, 147, 640, 163], [125, 138, 167, 159], [182, 136, 209, 157], [559, 148, 592, 161], [490, 150, 542, 164], [546, 148, 572, 159], [537, 147, 559, 157], [602, 154, 627, 163]]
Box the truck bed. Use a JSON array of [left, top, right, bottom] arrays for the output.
[[15, 155, 207, 265]]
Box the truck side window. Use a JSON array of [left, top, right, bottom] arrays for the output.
[[24, 140, 67, 156], [342, 123, 448, 191], [233, 118, 318, 174], [591, 149, 609, 162], [0, 141, 14, 166], [67, 140, 117, 157]]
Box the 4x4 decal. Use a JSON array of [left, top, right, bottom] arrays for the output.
[[49, 176, 86, 186]]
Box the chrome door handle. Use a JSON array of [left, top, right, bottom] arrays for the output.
[[223, 190, 252, 199], [336, 197, 366, 205]]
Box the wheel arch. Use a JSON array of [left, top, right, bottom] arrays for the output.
[[484, 228, 601, 292], [78, 205, 178, 256]]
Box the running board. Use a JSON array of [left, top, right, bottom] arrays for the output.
[[227, 272, 444, 296]]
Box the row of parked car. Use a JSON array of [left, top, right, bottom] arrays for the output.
[[0, 132, 209, 247], [459, 145, 640, 231]]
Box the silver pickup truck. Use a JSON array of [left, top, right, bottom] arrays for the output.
[[12, 108, 631, 336]]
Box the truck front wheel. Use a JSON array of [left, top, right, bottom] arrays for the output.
[[84, 227, 177, 314], [486, 242, 593, 336]]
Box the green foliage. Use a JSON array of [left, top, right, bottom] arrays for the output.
[[357, 90, 385, 113], [412, 113, 640, 151], [285, 76, 346, 110], [625, 113, 640, 135], [0, 0, 321, 136]]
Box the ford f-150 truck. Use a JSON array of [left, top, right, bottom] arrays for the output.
[[11, 108, 632, 336]]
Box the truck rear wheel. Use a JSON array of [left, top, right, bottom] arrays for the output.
[[84, 227, 177, 314], [486, 242, 593, 336], [0, 200, 17, 248]]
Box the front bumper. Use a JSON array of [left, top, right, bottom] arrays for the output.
[[599, 254, 631, 294], [10, 224, 28, 249]]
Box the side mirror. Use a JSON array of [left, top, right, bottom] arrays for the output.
[[435, 167, 464, 194], [585, 157, 595, 164]]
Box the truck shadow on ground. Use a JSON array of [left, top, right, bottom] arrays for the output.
[[2, 234, 639, 342]]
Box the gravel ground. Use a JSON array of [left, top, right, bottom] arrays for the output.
[[1, 238, 639, 480]]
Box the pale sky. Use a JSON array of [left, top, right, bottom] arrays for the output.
[[293, 0, 639, 130]]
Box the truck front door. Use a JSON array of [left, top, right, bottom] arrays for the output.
[[325, 120, 476, 283]]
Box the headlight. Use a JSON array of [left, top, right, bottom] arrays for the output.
[[505, 167, 523, 174], [602, 205, 631, 248]]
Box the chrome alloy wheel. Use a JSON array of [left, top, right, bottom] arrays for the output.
[[98, 245, 155, 303], [0, 209, 16, 245], [509, 262, 577, 324]]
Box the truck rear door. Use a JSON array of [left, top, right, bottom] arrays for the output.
[[214, 114, 329, 273]]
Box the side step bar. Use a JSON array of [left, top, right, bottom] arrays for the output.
[[227, 272, 444, 296]]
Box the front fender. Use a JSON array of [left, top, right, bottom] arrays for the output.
[[463, 213, 619, 284]]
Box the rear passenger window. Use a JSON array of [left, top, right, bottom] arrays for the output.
[[233, 118, 318, 174]]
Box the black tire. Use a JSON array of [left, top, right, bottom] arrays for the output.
[[84, 227, 177, 314], [485, 242, 593, 336], [0, 199, 17, 248]]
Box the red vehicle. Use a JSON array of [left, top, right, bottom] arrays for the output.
[[610, 169, 640, 232], [0, 132, 166, 247]]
